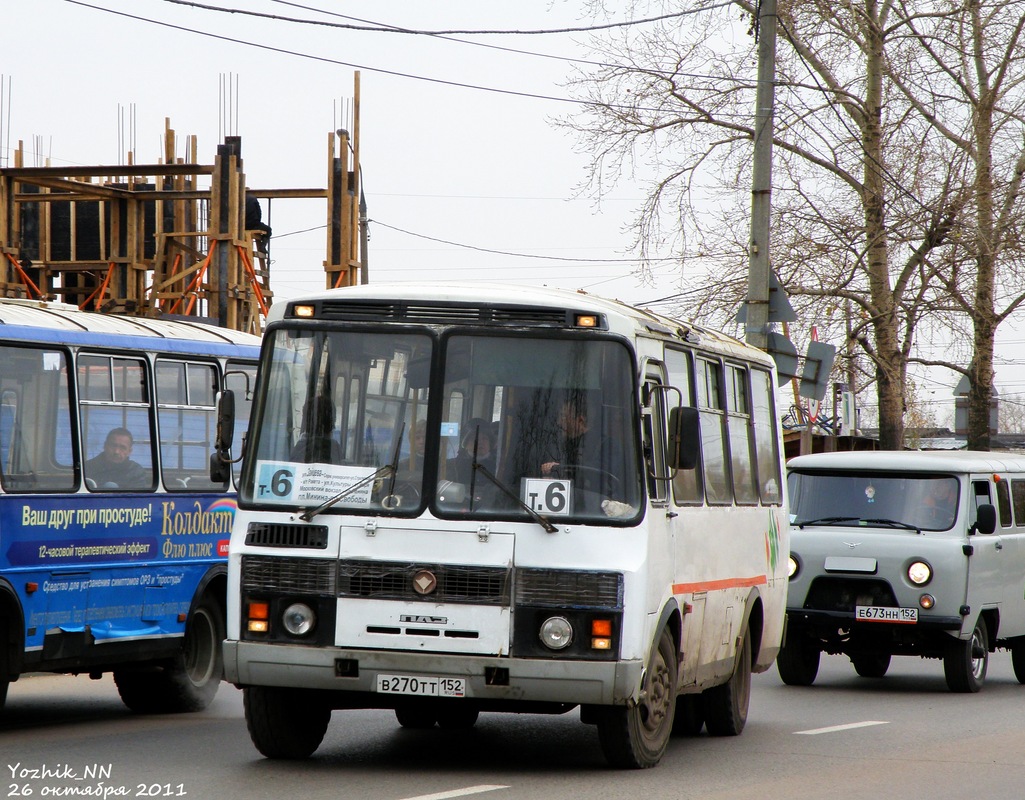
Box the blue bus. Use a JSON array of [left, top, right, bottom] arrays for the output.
[[0, 298, 260, 713]]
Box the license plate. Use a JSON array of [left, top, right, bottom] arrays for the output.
[[855, 606, 918, 623], [376, 674, 466, 697]]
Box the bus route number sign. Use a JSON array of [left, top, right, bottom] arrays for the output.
[[521, 478, 572, 516]]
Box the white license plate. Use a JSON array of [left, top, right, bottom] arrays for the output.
[[855, 606, 918, 623], [376, 674, 466, 697]]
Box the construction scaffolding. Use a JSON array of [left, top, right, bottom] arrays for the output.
[[0, 76, 363, 334]]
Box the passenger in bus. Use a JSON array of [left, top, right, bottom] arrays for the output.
[[86, 427, 149, 490], [290, 395, 343, 464]]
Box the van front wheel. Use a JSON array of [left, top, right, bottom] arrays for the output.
[[944, 618, 988, 693]]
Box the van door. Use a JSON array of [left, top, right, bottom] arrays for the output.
[[964, 476, 1007, 638], [998, 476, 1025, 637]]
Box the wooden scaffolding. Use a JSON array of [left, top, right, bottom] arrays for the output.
[[0, 76, 363, 333]]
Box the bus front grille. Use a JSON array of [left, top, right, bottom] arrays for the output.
[[515, 569, 624, 609], [241, 555, 337, 596], [337, 560, 511, 605]]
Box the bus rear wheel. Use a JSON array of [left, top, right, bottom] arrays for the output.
[[596, 626, 677, 769], [244, 686, 330, 759], [703, 628, 752, 736], [114, 596, 224, 713]]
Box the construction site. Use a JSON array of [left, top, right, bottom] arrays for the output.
[[0, 75, 364, 335]]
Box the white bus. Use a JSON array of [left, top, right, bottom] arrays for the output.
[[220, 283, 789, 769]]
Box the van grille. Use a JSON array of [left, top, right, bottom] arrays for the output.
[[805, 577, 897, 613]]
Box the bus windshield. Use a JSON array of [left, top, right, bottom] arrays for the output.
[[243, 326, 643, 524]]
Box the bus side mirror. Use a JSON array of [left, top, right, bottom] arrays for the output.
[[668, 406, 700, 471], [210, 390, 236, 483], [971, 503, 996, 535]]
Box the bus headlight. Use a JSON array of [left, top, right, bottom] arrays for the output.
[[539, 616, 573, 650], [908, 561, 932, 586], [282, 602, 316, 636], [788, 555, 800, 579]]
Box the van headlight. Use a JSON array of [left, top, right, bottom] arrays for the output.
[[907, 561, 932, 586], [788, 555, 800, 579]]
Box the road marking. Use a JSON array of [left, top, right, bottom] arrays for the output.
[[795, 720, 889, 735], [399, 785, 509, 800]]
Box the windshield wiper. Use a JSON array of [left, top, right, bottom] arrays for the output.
[[862, 517, 921, 532], [298, 463, 395, 522], [796, 516, 862, 528], [471, 462, 558, 533]]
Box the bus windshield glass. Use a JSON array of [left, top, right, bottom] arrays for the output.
[[789, 471, 960, 532], [243, 327, 643, 524]]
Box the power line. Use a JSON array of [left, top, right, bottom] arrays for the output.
[[63, 0, 757, 112]]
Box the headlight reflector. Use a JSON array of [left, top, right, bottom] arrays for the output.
[[908, 560, 932, 586], [539, 616, 573, 650], [282, 602, 316, 636]]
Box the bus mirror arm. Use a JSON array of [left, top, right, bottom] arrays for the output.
[[472, 462, 558, 533]]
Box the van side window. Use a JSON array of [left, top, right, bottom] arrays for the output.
[[996, 478, 1012, 528], [1013, 479, 1025, 527]]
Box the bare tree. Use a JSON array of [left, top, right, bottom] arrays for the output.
[[562, 0, 1025, 450]]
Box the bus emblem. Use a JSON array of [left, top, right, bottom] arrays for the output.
[[412, 570, 438, 595]]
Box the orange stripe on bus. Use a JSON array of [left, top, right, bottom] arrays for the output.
[[672, 575, 767, 594]]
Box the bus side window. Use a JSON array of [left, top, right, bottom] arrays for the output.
[[664, 347, 702, 505], [79, 354, 155, 492], [157, 359, 225, 491]]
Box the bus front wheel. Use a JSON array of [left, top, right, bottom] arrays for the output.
[[596, 626, 677, 769], [244, 686, 331, 759]]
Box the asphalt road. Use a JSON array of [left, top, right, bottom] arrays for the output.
[[3, 649, 1025, 800]]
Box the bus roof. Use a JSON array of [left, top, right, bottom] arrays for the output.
[[268, 281, 768, 364], [0, 297, 261, 354], [789, 450, 1025, 474]]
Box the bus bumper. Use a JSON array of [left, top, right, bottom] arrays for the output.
[[224, 640, 643, 706]]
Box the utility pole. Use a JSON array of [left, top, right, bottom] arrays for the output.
[[746, 0, 777, 351]]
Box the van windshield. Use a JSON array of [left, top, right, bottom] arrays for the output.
[[789, 471, 959, 532]]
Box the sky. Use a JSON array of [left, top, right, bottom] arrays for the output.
[[3, 0, 683, 310], [6, 0, 1025, 428]]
